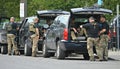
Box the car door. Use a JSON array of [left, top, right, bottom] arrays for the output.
[[46, 23, 56, 49], [46, 17, 60, 50], [18, 19, 28, 46]]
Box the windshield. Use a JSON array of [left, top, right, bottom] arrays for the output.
[[38, 18, 53, 28]]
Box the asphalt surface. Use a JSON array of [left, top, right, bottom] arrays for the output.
[[0, 50, 120, 69]]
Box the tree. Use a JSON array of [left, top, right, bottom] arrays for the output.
[[0, 0, 119, 21]]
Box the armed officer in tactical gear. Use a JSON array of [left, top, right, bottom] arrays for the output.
[[6, 17, 20, 55], [80, 17, 101, 61], [98, 15, 109, 61], [29, 17, 39, 57]]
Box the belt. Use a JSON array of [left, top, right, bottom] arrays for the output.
[[30, 31, 35, 34]]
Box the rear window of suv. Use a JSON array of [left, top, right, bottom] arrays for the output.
[[75, 18, 88, 23], [59, 15, 69, 25]]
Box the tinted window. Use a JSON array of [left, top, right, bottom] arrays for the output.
[[0, 18, 9, 29], [75, 18, 88, 23], [58, 15, 69, 28]]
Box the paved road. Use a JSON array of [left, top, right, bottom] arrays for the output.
[[0, 51, 120, 69]]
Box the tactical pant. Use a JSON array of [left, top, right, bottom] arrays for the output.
[[71, 31, 77, 40], [78, 28, 87, 37], [87, 37, 99, 60], [31, 34, 39, 57], [7, 34, 19, 55], [97, 35, 109, 60]]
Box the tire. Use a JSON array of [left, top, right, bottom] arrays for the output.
[[42, 41, 50, 58], [1, 46, 8, 54], [24, 39, 32, 56], [19, 50, 24, 54], [83, 53, 89, 60], [49, 53, 55, 57], [56, 41, 65, 59], [0, 48, 1, 53]]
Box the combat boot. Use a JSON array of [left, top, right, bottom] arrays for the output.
[[103, 57, 108, 61], [32, 52, 36, 57], [89, 56, 95, 61], [8, 53, 11, 56], [15, 50, 20, 56]]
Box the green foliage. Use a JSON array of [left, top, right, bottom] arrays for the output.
[[0, 0, 119, 21]]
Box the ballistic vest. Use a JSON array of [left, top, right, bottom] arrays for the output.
[[29, 22, 36, 33], [6, 23, 12, 32]]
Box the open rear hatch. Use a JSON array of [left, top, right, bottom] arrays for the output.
[[70, 7, 112, 14], [36, 10, 69, 20], [69, 7, 112, 41]]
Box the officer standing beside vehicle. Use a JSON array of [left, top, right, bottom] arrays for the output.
[[80, 17, 101, 61], [29, 17, 39, 57], [6, 17, 20, 55], [98, 15, 109, 61]]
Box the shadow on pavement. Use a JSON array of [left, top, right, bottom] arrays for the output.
[[108, 57, 120, 61]]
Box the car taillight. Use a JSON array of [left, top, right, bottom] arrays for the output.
[[113, 27, 116, 37], [108, 30, 111, 38], [113, 31, 116, 37], [63, 28, 68, 40]]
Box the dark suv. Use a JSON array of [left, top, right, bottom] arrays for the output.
[[43, 7, 112, 59], [18, 10, 69, 56]]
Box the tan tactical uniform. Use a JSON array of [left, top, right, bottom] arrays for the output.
[[71, 28, 87, 40], [97, 34, 109, 60], [29, 23, 39, 57], [77, 28, 87, 37], [71, 31, 77, 40], [87, 37, 99, 60], [6, 23, 19, 55], [81, 21, 101, 61]]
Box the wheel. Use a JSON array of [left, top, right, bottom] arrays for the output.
[[0, 48, 1, 53], [38, 40, 43, 51], [56, 41, 65, 59], [24, 43, 32, 56], [19, 50, 24, 54], [24, 39, 32, 56], [1, 46, 8, 54], [49, 53, 55, 57], [42, 41, 50, 58], [83, 53, 89, 60]]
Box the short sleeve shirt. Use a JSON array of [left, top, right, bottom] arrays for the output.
[[101, 22, 109, 34], [82, 23, 101, 38]]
